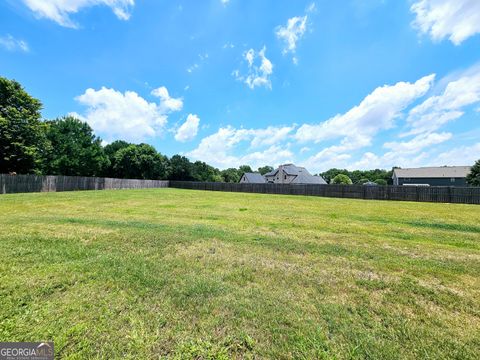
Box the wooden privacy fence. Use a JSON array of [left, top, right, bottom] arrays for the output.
[[0, 174, 169, 194], [2, 175, 479, 204], [169, 181, 480, 205]]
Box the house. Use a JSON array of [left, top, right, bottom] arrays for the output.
[[392, 166, 471, 187], [239, 172, 267, 184], [264, 164, 327, 184]]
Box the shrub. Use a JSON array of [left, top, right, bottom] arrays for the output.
[[331, 174, 353, 185]]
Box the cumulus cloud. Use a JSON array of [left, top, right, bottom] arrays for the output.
[[151, 86, 184, 112], [327, 132, 453, 172], [234, 46, 273, 89], [186, 125, 294, 168], [75, 86, 182, 142], [384, 132, 452, 153], [411, 0, 480, 45], [296, 74, 435, 146], [405, 65, 480, 135], [22, 0, 135, 28], [295, 75, 437, 172], [175, 114, 200, 142], [0, 34, 29, 52], [433, 142, 480, 166]]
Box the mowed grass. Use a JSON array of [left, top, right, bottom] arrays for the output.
[[0, 189, 479, 359]]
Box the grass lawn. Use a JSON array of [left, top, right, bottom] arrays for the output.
[[0, 188, 479, 359]]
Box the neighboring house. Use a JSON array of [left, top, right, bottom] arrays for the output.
[[264, 164, 327, 184], [392, 166, 471, 186], [240, 172, 267, 184]]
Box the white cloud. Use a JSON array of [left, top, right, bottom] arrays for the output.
[[186, 125, 294, 168], [411, 0, 480, 45], [0, 35, 29, 52], [296, 75, 437, 173], [151, 86, 183, 112], [349, 151, 430, 171], [175, 114, 200, 142], [276, 15, 308, 55], [75, 86, 182, 142], [306, 2, 316, 13], [295, 74, 435, 146], [234, 46, 273, 89], [332, 132, 453, 171], [405, 65, 480, 135], [384, 132, 452, 153], [22, 0, 134, 28], [433, 142, 480, 166]]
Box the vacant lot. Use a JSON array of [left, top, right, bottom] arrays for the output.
[[0, 189, 479, 359]]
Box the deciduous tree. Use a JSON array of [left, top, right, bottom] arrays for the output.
[[0, 77, 46, 173]]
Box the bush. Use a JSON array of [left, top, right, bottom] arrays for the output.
[[331, 174, 353, 185], [374, 179, 387, 186]]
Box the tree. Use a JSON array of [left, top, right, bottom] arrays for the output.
[[113, 144, 169, 179], [42, 116, 108, 176], [374, 179, 387, 186], [0, 77, 47, 174], [331, 174, 353, 185], [103, 140, 131, 177], [168, 155, 193, 180], [467, 160, 480, 186], [221, 168, 241, 183], [359, 178, 370, 184], [238, 165, 253, 174], [191, 161, 222, 182], [321, 168, 393, 184], [257, 165, 273, 175], [320, 168, 350, 183]]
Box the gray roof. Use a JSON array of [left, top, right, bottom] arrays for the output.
[[291, 173, 327, 184], [241, 172, 266, 183], [393, 166, 471, 179], [265, 164, 308, 177], [264, 164, 327, 184]]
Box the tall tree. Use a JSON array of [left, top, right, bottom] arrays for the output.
[[113, 144, 169, 179], [257, 165, 274, 175], [221, 168, 241, 183], [103, 140, 131, 177], [168, 155, 193, 180], [238, 165, 253, 174], [191, 161, 222, 182], [467, 160, 480, 186], [0, 77, 46, 174], [43, 116, 109, 176]]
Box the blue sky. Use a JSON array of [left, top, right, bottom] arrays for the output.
[[1, 0, 479, 172]]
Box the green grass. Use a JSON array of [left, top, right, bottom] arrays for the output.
[[0, 188, 479, 359]]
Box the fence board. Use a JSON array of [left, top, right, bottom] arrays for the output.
[[169, 181, 480, 205]]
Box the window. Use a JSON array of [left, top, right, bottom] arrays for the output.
[[451, 178, 455, 183], [284, 175, 287, 180]]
